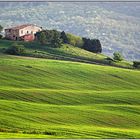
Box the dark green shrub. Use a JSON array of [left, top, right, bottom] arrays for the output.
[[6, 43, 26, 55], [0, 25, 3, 39], [0, 34, 3, 39], [106, 57, 114, 61], [82, 38, 102, 53], [36, 31, 46, 45], [113, 52, 123, 61], [66, 33, 84, 47], [0, 25, 3, 33], [35, 30, 62, 48], [105, 57, 114, 65], [61, 31, 68, 44], [25, 65, 32, 68], [43, 131, 57, 135], [133, 61, 140, 68], [0, 128, 8, 132]]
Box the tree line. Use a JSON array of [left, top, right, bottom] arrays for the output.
[[35, 29, 102, 53]]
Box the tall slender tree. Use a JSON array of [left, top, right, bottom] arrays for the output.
[[0, 25, 3, 33], [60, 31, 68, 44]]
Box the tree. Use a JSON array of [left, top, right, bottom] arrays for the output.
[[36, 30, 62, 48], [82, 38, 102, 53], [94, 39, 102, 53], [51, 30, 62, 48], [0, 35, 2, 39], [66, 33, 83, 47], [0, 25, 3, 39], [0, 25, 3, 33], [6, 43, 26, 55], [113, 52, 123, 61], [60, 31, 68, 44], [133, 61, 140, 68], [36, 31, 46, 45]]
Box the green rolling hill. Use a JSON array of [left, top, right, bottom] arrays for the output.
[[0, 40, 133, 69], [0, 54, 140, 138]]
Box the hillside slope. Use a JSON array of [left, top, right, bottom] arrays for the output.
[[0, 40, 133, 69], [0, 55, 140, 138]]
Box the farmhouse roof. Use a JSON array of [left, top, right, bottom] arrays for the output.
[[5, 24, 36, 30]]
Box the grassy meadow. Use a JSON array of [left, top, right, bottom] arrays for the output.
[[0, 54, 140, 138]]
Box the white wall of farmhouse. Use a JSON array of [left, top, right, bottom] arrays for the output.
[[18, 25, 42, 37]]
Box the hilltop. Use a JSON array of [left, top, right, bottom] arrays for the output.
[[0, 22, 139, 69], [0, 39, 134, 69]]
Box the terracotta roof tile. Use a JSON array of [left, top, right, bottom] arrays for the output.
[[5, 24, 35, 30]]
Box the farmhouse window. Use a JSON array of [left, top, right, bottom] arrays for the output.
[[21, 30, 23, 34], [27, 31, 29, 34]]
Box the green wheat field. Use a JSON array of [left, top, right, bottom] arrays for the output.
[[0, 52, 140, 138]]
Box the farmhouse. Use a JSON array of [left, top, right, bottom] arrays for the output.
[[5, 24, 42, 41]]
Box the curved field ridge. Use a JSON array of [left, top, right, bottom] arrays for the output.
[[0, 55, 140, 138]]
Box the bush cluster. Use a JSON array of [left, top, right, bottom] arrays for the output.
[[6, 43, 26, 55], [35, 29, 62, 48], [65, 33, 84, 48], [0, 25, 3, 39], [82, 38, 102, 53], [113, 52, 123, 61], [60, 31, 102, 53], [133, 61, 140, 68], [36, 30, 102, 53]]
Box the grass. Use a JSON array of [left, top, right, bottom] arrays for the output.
[[0, 54, 140, 138], [0, 39, 133, 68]]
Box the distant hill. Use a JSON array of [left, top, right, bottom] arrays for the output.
[[0, 2, 140, 60]]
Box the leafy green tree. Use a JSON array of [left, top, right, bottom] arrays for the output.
[[0, 25, 3, 33], [0, 25, 3, 39], [6, 43, 26, 55], [133, 61, 140, 68], [94, 39, 102, 53], [82, 38, 102, 53], [66, 33, 83, 47], [113, 52, 123, 61], [61, 31, 68, 44], [36, 31, 46, 45], [51, 30, 62, 48], [36, 30, 62, 48], [0, 35, 2, 39]]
